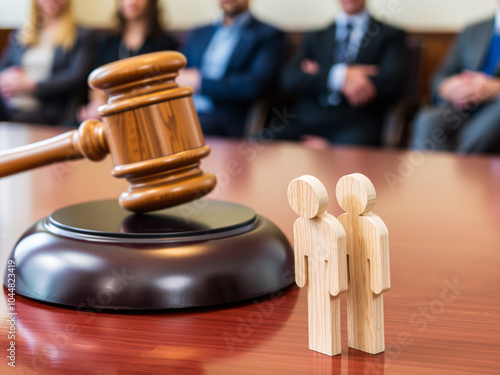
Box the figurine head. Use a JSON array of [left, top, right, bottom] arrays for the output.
[[336, 173, 376, 216], [288, 175, 329, 219]]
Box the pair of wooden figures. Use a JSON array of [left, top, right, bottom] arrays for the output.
[[288, 174, 390, 356]]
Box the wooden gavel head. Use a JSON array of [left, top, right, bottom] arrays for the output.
[[0, 52, 217, 213], [86, 51, 217, 212]]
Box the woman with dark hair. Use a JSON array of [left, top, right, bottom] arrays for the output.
[[78, 0, 176, 121], [0, 0, 95, 125], [98, 0, 176, 66]]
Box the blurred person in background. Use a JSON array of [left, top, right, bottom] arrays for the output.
[[411, 2, 500, 154], [278, 0, 407, 148], [179, 0, 285, 138], [78, 0, 177, 122], [0, 0, 95, 125]]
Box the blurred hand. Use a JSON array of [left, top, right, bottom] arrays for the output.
[[300, 134, 331, 150], [438, 73, 473, 109], [472, 73, 500, 103], [439, 71, 500, 110], [77, 100, 101, 123], [342, 65, 379, 107], [77, 89, 106, 123], [300, 59, 320, 75], [0, 67, 36, 98], [177, 68, 201, 92]]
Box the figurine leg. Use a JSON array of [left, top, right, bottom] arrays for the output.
[[307, 259, 342, 356]]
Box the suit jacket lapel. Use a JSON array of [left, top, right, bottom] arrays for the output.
[[496, 56, 500, 77], [52, 48, 64, 73], [470, 18, 495, 70], [195, 26, 217, 67], [355, 17, 378, 64], [10, 39, 28, 67], [225, 17, 257, 72], [324, 23, 337, 65]]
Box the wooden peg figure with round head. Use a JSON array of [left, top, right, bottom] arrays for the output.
[[336, 173, 390, 355], [288, 175, 347, 356]]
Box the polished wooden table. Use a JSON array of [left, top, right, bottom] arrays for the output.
[[1, 124, 499, 374]]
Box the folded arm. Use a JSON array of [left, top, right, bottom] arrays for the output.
[[200, 31, 286, 101], [431, 30, 468, 100], [281, 33, 330, 97], [368, 28, 408, 101]]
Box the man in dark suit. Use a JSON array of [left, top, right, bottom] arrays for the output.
[[278, 0, 407, 147], [178, 0, 285, 138], [411, 6, 500, 154]]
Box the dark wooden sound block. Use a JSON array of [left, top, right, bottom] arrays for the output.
[[5, 200, 294, 310]]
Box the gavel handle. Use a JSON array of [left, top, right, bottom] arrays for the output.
[[0, 120, 109, 178]]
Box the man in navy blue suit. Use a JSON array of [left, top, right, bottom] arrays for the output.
[[178, 0, 285, 138]]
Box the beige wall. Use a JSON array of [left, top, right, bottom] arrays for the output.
[[0, 0, 497, 31]]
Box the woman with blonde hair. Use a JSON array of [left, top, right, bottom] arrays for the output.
[[0, 0, 95, 124]]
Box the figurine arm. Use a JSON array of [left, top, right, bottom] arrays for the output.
[[293, 219, 308, 288], [365, 214, 391, 294], [322, 215, 348, 296]]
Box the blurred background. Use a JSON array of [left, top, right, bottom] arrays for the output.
[[0, 0, 497, 31]]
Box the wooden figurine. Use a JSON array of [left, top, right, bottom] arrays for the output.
[[0, 52, 216, 213], [336, 173, 390, 354], [288, 175, 348, 356]]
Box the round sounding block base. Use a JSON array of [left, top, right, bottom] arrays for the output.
[[5, 199, 294, 310]]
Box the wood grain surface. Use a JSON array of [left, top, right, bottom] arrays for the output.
[[90, 52, 216, 212], [337, 174, 390, 355], [1, 124, 500, 374], [0, 120, 108, 179], [288, 176, 348, 356]]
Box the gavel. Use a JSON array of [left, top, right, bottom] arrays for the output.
[[0, 52, 217, 213]]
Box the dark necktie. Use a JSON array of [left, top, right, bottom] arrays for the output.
[[322, 22, 355, 107], [334, 22, 354, 64]]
